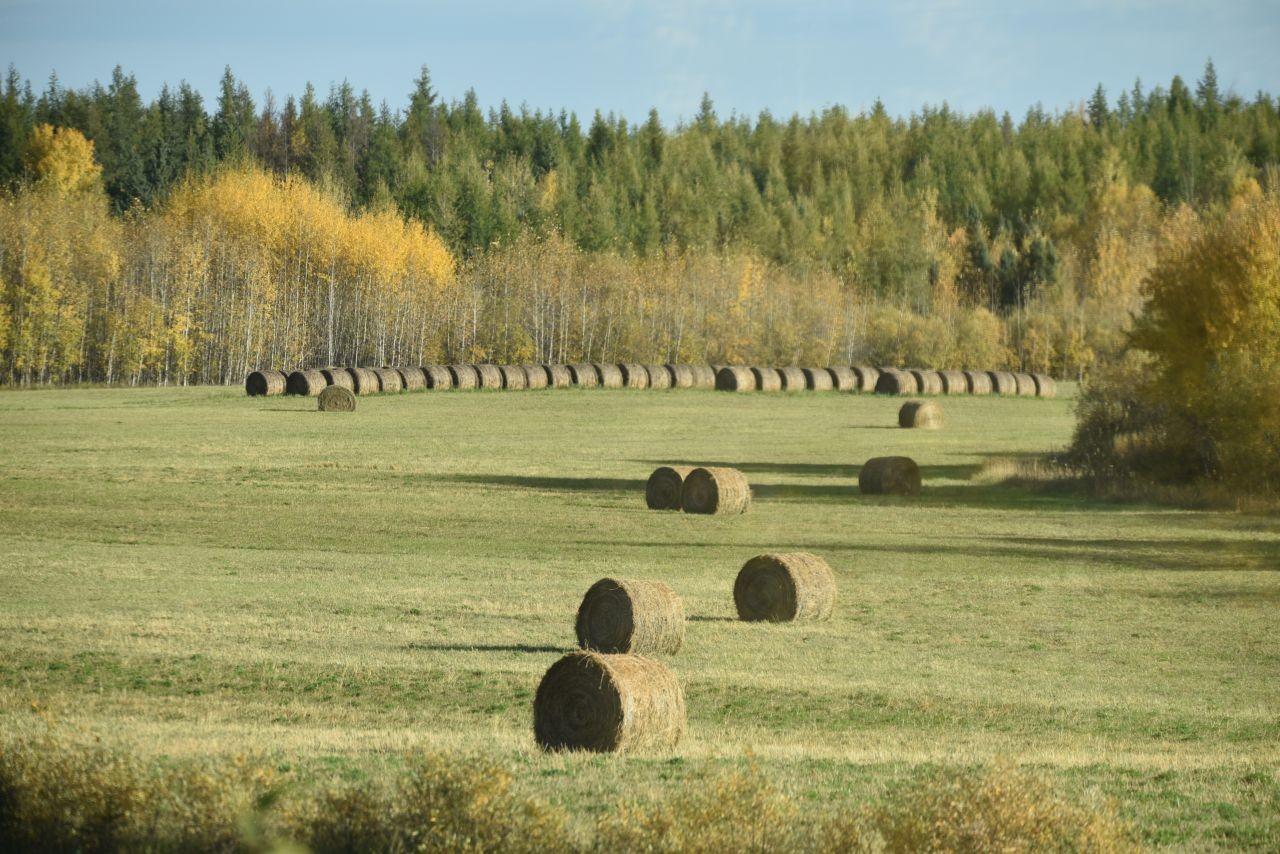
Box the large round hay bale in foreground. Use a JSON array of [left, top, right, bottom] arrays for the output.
[[644, 364, 672, 389], [1013, 372, 1038, 397], [569, 364, 599, 388], [348, 368, 380, 395], [859, 456, 922, 496], [909, 369, 944, 395], [618, 363, 649, 389], [987, 371, 1018, 395], [751, 366, 782, 392], [803, 367, 835, 391], [666, 364, 694, 389], [373, 367, 403, 393], [963, 370, 993, 395], [286, 370, 328, 396], [576, 578, 685, 655], [938, 370, 968, 395], [397, 367, 426, 391], [690, 365, 717, 389], [681, 467, 751, 515], [448, 364, 478, 390], [778, 366, 807, 391], [1032, 372, 1057, 398], [522, 365, 549, 389], [422, 365, 453, 390], [321, 368, 355, 391], [875, 368, 918, 395], [473, 364, 503, 389], [734, 553, 836, 623], [544, 364, 573, 388], [827, 366, 856, 391], [853, 365, 881, 392], [245, 370, 287, 396], [499, 364, 527, 390], [716, 366, 756, 392], [534, 651, 685, 753], [899, 400, 943, 429], [646, 465, 694, 510], [595, 363, 624, 389], [317, 385, 356, 412]]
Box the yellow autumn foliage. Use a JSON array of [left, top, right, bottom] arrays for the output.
[[24, 124, 103, 195]]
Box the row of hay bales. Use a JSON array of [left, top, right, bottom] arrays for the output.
[[713, 364, 1056, 397]]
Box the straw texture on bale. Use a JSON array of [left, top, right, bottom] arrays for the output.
[[909, 369, 944, 395], [317, 385, 357, 412], [321, 368, 355, 391], [473, 364, 503, 389], [875, 368, 918, 395], [963, 370, 993, 395], [644, 364, 672, 389], [987, 371, 1018, 395], [423, 365, 454, 390], [595, 363, 624, 389], [499, 365, 527, 390], [681, 466, 751, 515], [545, 364, 573, 388], [853, 365, 881, 392], [1014, 372, 1038, 396], [569, 364, 600, 388], [666, 364, 694, 389], [575, 578, 685, 655], [938, 370, 968, 395], [373, 367, 403, 393], [691, 364, 717, 389], [645, 465, 694, 510], [778, 366, 807, 391], [803, 367, 835, 391], [751, 366, 782, 392], [348, 368, 380, 395], [448, 364, 479, 390], [397, 367, 427, 392], [245, 370, 287, 396], [734, 553, 836, 623], [716, 366, 756, 392], [618, 363, 649, 389], [899, 400, 943, 429], [533, 651, 685, 754], [521, 365, 549, 389], [859, 456, 922, 496], [286, 370, 328, 397], [1032, 372, 1057, 398], [827, 366, 857, 391]]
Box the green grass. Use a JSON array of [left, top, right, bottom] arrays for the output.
[[1, 385, 1277, 849]]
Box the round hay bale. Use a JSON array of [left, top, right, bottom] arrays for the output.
[[874, 369, 917, 395], [734, 553, 836, 623], [827, 366, 857, 391], [665, 364, 694, 389], [595, 363, 624, 389], [373, 367, 403, 393], [803, 367, 834, 391], [1032, 372, 1057, 398], [448, 364, 478, 390], [618, 363, 649, 389], [644, 364, 672, 390], [397, 367, 427, 392], [245, 370, 287, 396], [422, 365, 454, 390], [690, 365, 717, 389], [778, 366, 807, 391], [853, 365, 881, 392], [716, 366, 756, 392], [899, 400, 943, 429], [645, 465, 694, 510], [859, 456, 922, 496], [321, 367, 354, 391], [938, 370, 968, 395], [569, 363, 600, 388], [286, 370, 328, 396], [987, 371, 1018, 395], [909, 369, 943, 395], [499, 365, 527, 390], [751, 366, 782, 392], [1013, 372, 1038, 396], [533, 651, 685, 753], [575, 578, 685, 655], [681, 466, 751, 515], [317, 385, 356, 412], [522, 365, 549, 389], [348, 368, 380, 395], [473, 364, 503, 390], [963, 370, 993, 395], [544, 364, 573, 388]]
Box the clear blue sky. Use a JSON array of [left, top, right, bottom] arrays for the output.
[[2, 0, 1277, 124]]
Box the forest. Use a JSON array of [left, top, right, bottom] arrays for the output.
[[0, 60, 1277, 386]]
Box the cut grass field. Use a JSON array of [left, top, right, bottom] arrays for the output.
[[0, 384, 1277, 849]]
